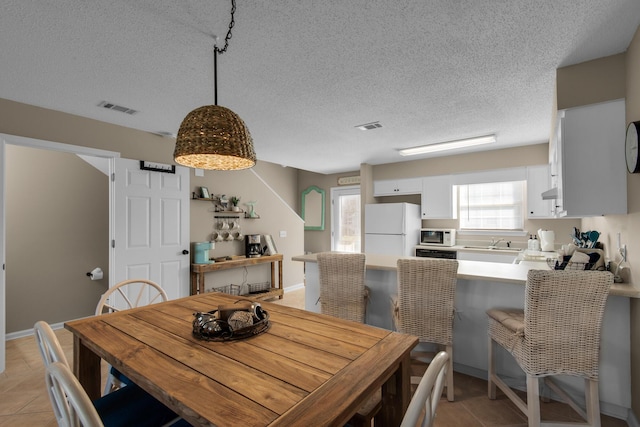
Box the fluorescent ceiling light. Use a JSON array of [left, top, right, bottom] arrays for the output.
[[399, 134, 496, 156]]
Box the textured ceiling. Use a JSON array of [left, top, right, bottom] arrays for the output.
[[1, 1, 639, 174]]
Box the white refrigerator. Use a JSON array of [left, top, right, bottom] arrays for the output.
[[364, 203, 421, 257]]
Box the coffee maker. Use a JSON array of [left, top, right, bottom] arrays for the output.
[[245, 234, 262, 258]]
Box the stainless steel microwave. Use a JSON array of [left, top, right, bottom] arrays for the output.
[[419, 228, 456, 247]]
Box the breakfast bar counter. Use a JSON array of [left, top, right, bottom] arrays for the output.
[[293, 252, 635, 420]]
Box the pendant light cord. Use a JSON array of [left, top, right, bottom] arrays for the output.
[[213, 0, 236, 105]]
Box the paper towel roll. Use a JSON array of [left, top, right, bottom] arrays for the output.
[[87, 267, 103, 281]]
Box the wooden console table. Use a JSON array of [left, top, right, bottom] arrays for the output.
[[191, 254, 284, 300]]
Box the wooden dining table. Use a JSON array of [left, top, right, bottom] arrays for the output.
[[65, 292, 418, 426]]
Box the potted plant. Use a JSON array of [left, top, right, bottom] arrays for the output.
[[230, 196, 241, 212]]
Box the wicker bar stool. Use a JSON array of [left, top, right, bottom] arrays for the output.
[[392, 258, 458, 402], [317, 252, 369, 323], [487, 269, 612, 427], [317, 252, 376, 426]]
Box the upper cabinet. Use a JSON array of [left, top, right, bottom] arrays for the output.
[[545, 99, 627, 217], [526, 164, 553, 218], [421, 175, 455, 219], [373, 178, 422, 196]]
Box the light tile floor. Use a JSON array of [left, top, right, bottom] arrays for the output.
[[0, 288, 628, 427]]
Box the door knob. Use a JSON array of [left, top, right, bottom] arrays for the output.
[[182, 250, 189, 255]]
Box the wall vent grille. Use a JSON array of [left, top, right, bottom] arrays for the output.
[[355, 121, 382, 130]]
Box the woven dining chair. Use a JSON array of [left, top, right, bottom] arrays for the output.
[[317, 252, 376, 426], [487, 269, 612, 427], [317, 252, 369, 323], [392, 258, 458, 402]]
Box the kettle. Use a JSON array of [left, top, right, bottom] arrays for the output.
[[537, 229, 555, 252]]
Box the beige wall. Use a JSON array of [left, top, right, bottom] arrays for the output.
[[627, 26, 640, 420], [189, 167, 304, 292], [5, 145, 108, 332], [557, 53, 626, 110], [0, 97, 305, 334], [297, 169, 359, 253], [556, 31, 640, 420]]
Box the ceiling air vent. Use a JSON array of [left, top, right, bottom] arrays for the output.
[[355, 121, 382, 131], [98, 101, 138, 115]]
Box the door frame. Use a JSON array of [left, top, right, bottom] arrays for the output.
[[0, 133, 119, 372]]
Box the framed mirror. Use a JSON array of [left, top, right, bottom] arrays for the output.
[[301, 185, 325, 230]]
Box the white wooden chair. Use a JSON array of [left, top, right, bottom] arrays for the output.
[[45, 361, 183, 427], [487, 269, 612, 427], [34, 320, 69, 369], [95, 279, 168, 315], [95, 279, 168, 394], [400, 351, 449, 427]]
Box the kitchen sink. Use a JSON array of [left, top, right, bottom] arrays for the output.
[[462, 245, 522, 252]]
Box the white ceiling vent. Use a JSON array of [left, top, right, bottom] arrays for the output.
[[355, 121, 382, 131], [98, 101, 138, 115]]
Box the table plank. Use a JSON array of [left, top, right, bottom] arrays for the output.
[[103, 314, 308, 415], [67, 319, 278, 427], [131, 304, 352, 374], [130, 309, 332, 392], [270, 332, 418, 427]]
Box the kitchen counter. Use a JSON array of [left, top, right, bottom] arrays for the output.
[[293, 251, 634, 418], [291, 252, 639, 297]]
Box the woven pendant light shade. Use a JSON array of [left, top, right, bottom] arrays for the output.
[[174, 105, 256, 170]]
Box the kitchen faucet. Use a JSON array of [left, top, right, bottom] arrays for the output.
[[489, 237, 505, 248]]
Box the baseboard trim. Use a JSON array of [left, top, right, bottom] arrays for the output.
[[284, 283, 305, 292], [6, 321, 65, 341]]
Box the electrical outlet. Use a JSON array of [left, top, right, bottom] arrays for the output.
[[279, 230, 287, 238]]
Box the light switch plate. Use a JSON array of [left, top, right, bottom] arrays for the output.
[[279, 230, 287, 237]]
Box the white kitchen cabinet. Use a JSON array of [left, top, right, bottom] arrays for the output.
[[545, 99, 627, 217], [421, 175, 455, 219], [373, 177, 422, 196], [456, 251, 517, 264], [526, 164, 553, 218]]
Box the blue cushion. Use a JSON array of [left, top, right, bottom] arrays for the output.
[[94, 383, 179, 427], [109, 366, 134, 386]]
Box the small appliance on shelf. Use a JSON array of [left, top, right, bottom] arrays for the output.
[[245, 234, 262, 258]]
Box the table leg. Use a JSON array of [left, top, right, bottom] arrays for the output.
[[278, 259, 283, 299], [73, 335, 102, 400], [376, 352, 412, 426]]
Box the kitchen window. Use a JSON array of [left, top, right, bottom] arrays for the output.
[[458, 181, 524, 230]]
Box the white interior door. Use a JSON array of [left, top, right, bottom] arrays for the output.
[[113, 158, 190, 300], [330, 186, 361, 252]]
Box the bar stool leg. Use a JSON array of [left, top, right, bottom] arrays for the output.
[[488, 336, 496, 399], [526, 375, 541, 427], [446, 344, 454, 402]]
